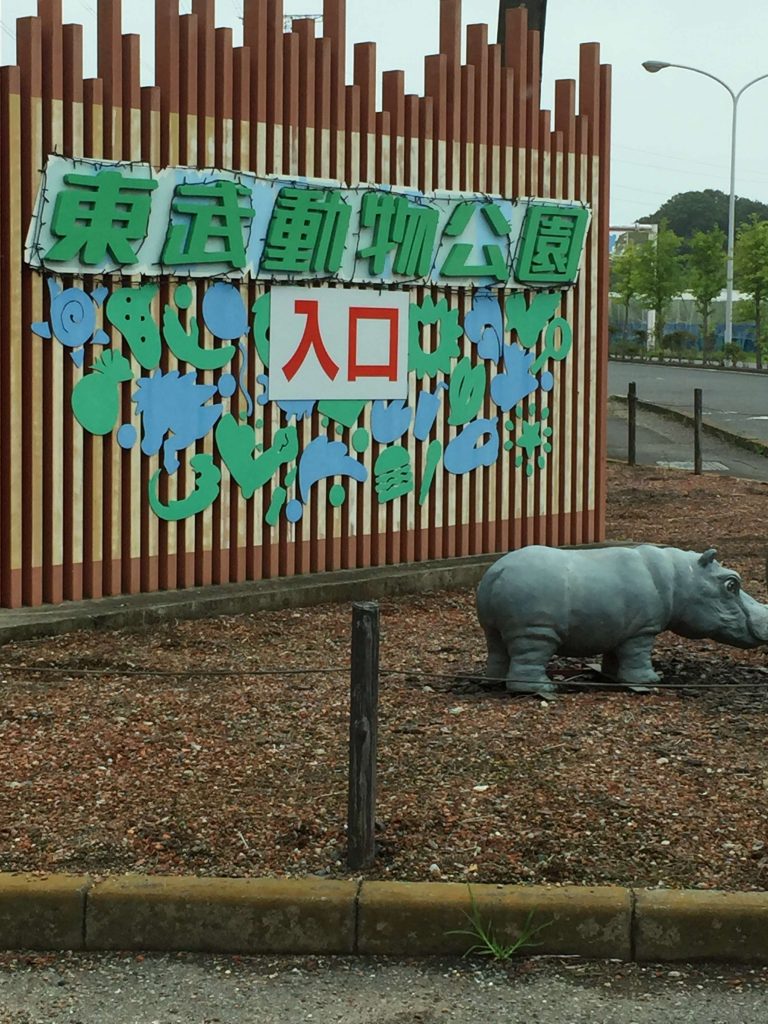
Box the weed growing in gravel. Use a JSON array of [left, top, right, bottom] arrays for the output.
[[448, 888, 551, 962]]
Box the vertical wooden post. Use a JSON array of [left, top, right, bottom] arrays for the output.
[[627, 382, 637, 467], [694, 388, 703, 475], [347, 601, 379, 870]]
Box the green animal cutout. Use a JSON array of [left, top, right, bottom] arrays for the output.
[[71, 350, 134, 435], [148, 453, 221, 521], [106, 285, 162, 369], [162, 284, 236, 371], [215, 414, 299, 500], [448, 357, 486, 425]]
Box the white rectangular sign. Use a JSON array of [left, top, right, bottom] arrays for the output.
[[268, 286, 410, 400]]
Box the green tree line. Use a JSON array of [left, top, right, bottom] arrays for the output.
[[611, 217, 768, 369]]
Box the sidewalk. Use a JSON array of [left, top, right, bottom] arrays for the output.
[[608, 396, 768, 481]]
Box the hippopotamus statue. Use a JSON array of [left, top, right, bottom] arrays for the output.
[[476, 544, 768, 694]]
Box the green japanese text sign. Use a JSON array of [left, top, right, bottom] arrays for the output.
[[26, 155, 591, 289]]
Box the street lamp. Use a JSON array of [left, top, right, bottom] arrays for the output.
[[641, 60, 768, 348]]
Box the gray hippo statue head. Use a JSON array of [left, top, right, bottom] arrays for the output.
[[669, 547, 768, 649]]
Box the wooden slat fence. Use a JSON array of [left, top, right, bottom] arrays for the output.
[[0, 0, 611, 608]]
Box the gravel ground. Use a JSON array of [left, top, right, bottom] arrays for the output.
[[1, 463, 768, 889], [1, 953, 768, 1024]]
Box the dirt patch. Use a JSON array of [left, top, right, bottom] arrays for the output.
[[1, 463, 768, 889]]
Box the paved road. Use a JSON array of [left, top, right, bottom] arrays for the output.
[[608, 362, 768, 443], [607, 398, 768, 482], [2, 954, 768, 1024]]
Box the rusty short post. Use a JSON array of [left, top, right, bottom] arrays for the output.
[[347, 601, 379, 870]]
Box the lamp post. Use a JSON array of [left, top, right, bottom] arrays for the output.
[[642, 60, 768, 348]]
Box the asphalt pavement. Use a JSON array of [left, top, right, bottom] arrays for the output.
[[608, 361, 768, 442], [2, 954, 768, 1024], [607, 361, 768, 481]]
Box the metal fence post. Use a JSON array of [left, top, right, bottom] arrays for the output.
[[628, 382, 637, 466], [694, 388, 703, 475]]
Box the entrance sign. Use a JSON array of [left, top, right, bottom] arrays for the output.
[[269, 287, 410, 400], [0, 0, 611, 612], [25, 155, 591, 290]]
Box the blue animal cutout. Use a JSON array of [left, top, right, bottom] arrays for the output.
[[132, 369, 223, 474], [32, 277, 109, 367], [462, 288, 504, 362], [202, 282, 249, 340], [298, 436, 368, 504], [371, 399, 412, 444], [490, 343, 540, 412], [444, 417, 500, 475], [414, 383, 448, 441]]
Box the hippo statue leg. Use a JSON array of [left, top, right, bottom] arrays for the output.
[[601, 632, 660, 686], [483, 627, 510, 681], [502, 628, 558, 695]]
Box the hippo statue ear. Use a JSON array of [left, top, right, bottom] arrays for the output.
[[698, 548, 718, 566]]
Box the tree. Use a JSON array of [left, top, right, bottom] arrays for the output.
[[735, 216, 768, 370], [639, 190, 768, 252], [633, 226, 686, 347], [611, 243, 642, 341], [687, 227, 726, 356]]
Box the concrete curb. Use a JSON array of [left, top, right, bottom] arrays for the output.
[[609, 355, 768, 377], [610, 394, 768, 460], [0, 554, 500, 645], [2, 873, 768, 963]]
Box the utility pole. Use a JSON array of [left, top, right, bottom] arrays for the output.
[[498, 1, 548, 59]]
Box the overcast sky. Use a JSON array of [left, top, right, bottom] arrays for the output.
[[2, 0, 767, 224]]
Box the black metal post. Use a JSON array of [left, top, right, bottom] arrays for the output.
[[628, 382, 637, 466], [694, 388, 703, 475], [347, 601, 379, 870]]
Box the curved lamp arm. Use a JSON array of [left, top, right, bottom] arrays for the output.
[[642, 60, 735, 100], [736, 71, 768, 102]]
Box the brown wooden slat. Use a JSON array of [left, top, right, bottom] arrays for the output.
[[155, 0, 180, 163], [38, 0, 64, 604], [16, 16, 44, 606], [266, 0, 285, 173], [61, 21, 84, 601], [579, 42, 602, 545], [571, 112, 588, 545], [192, 0, 216, 165], [140, 84, 161, 595], [97, 0, 122, 158], [353, 42, 376, 182], [293, 18, 317, 177], [243, 0, 267, 135], [81, 77, 105, 599], [323, 0, 348, 144], [595, 62, 613, 540], [0, 66, 24, 607]]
